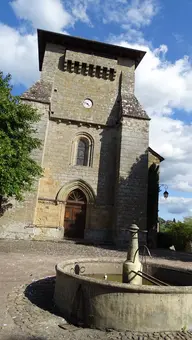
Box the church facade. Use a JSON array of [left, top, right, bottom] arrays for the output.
[[0, 29, 163, 244]]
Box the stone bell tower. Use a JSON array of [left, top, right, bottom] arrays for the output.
[[0, 29, 150, 242]]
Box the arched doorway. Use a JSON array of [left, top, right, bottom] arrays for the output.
[[64, 189, 87, 239]]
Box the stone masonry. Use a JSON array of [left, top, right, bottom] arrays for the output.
[[0, 29, 157, 243]]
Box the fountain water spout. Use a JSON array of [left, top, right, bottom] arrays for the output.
[[123, 224, 142, 285], [135, 245, 152, 260]]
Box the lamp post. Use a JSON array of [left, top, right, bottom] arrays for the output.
[[156, 185, 169, 234], [159, 184, 169, 199]]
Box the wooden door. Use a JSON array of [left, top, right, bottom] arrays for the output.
[[64, 189, 86, 239]]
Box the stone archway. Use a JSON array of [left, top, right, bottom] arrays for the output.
[[55, 179, 95, 239], [64, 188, 87, 239]]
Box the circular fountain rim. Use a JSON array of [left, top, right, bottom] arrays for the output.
[[56, 257, 192, 293]]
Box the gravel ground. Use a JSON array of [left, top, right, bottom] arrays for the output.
[[0, 239, 192, 340]]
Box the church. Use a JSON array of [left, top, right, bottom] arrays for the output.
[[0, 29, 164, 244]]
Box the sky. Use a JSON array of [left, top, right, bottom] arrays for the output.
[[1, 0, 192, 222]]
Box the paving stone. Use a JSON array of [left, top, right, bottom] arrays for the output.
[[1, 240, 192, 340]]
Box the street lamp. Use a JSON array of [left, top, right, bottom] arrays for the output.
[[159, 184, 169, 199]]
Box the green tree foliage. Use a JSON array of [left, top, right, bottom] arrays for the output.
[[158, 216, 192, 251], [159, 217, 165, 225], [0, 72, 42, 213]]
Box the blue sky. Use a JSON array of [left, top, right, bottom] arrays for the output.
[[1, 0, 192, 221]]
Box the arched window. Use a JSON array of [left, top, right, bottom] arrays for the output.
[[76, 138, 89, 166], [71, 133, 94, 167]]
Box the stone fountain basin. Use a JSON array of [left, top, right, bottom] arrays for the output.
[[54, 257, 192, 332]]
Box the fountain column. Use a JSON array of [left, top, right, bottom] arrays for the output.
[[123, 224, 142, 285]]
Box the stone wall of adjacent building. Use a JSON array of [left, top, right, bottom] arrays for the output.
[[148, 152, 161, 168], [147, 150, 162, 247]]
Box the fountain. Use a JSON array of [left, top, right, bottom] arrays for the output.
[[122, 224, 142, 285], [54, 224, 192, 332]]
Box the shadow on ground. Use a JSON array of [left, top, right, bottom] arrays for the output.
[[149, 248, 192, 262], [1, 238, 192, 262], [24, 276, 61, 317], [75, 240, 192, 262], [24, 276, 82, 327]]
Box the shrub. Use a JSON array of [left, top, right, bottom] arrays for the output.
[[157, 232, 173, 249], [165, 218, 192, 251]]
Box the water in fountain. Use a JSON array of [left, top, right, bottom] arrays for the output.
[[86, 224, 168, 286]]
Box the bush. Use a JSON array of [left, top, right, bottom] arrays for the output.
[[164, 218, 192, 251], [157, 232, 173, 249]]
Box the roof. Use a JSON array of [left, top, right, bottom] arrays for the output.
[[21, 80, 52, 103], [148, 147, 164, 162], [37, 29, 146, 71], [122, 93, 150, 120]]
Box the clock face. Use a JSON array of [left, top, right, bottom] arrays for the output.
[[83, 98, 93, 108]]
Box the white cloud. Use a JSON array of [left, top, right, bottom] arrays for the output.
[[1, 0, 159, 87], [1, 0, 157, 86], [133, 43, 192, 193], [104, 0, 159, 44], [102, 0, 158, 31], [1, 0, 192, 200], [10, 0, 99, 30], [127, 0, 158, 27], [136, 48, 192, 193], [117, 41, 192, 116], [160, 196, 192, 217], [71, 5, 90, 24], [69, 0, 98, 25], [0, 0, 97, 86], [11, 0, 72, 31], [0, 23, 39, 87], [150, 116, 192, 191], [109, 28, 146, 45], [0, 0, 190, 223], [137, 52, 192, 116], [110, 38, 192, 193]]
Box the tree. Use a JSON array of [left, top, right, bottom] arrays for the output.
[[158, 217, 192, 251], [0, 72, 42, 215], [158, 217, 165, 225]]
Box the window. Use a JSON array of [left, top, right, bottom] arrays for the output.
[[76, 138, 89, 166], [71, 133, 94, 167]]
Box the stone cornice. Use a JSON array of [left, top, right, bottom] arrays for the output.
[[38, 29, 146, 71], [49, 116, 119, 129]]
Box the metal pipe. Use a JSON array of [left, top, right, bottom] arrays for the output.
[[138, 271, 169, 286], [131, 270, 169, 286], [133, 245, 152, 263]]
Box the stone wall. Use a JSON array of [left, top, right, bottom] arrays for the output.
[[44, 43, 135, 126], [34, 120, 117, 241], [147, 150, 162, 247], [115, 117, 149, 244], [32, 42, 136, 242], [0, 39, 150, 242], [0, 102, 49, 239], [148, 152, 161, 168]]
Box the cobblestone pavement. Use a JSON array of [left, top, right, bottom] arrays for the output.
[[1, 239, 192, 340]]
